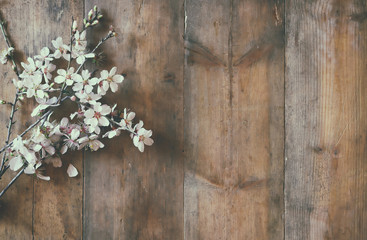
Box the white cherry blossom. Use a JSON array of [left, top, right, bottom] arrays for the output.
[[75, 91, 101, 105], [40, 61, 56, 81], [84, 103, 111, 134], [19, 57, 42, 81], [55, 67, 81, 86], [35, 47, 53, 61], [99, 67, 124, 93], [133, 128, 154, 152], [61, 128, 80, 154], [74, 31, 87, 51], [52, 37, 70, 60], [72, 70, 98, 94], [120, 108, 135, 129]]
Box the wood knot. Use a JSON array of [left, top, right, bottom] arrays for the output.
[[313, 146, 323, 154]]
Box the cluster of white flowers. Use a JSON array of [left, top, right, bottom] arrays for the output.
[[0, 6, 153, 180]]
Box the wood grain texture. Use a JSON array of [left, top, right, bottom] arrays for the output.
[[0, 0, 55, 239], [184, 0, 284, 239], [83, 0, 184, 239], [31, 1, 84, 239], [285, 0, 367, 239], [1, 0, 367, 239], [0, 1, 84, 239]]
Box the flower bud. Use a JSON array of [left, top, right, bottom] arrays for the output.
[[72, 20, 78, 32], [85, 22, 91, 28], [93, 5, 98, 12], [88, 9, 94, 20], [83, 19, 87, 25], [91, 20, 99, 26], [70, 96, 76, 101], [0, 100, 5, 104], [97, 14, 103, 19]]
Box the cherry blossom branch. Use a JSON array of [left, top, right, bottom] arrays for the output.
[[0, 96, 68, 179], [0, 24, 113, 178], [0, 5, 153, 199], [0, 96, 69, 157], [0, 12, 22, 173]]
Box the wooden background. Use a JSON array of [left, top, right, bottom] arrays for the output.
[[0, 0, 366, 239]]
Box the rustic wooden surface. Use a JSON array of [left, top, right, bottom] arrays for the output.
[[184, 0, 284, 239], [0, 0, 365, 239], [285, 1, 367, 239]]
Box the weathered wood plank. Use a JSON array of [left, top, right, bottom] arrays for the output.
[[285, 0, 367, 239], [83, 1, 184, 239], [184, 0, 284, 239], [14, 1, 85, 239], [0, 0, 58, 238]]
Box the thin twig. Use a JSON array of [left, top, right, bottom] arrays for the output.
[[75, 31, 114, 74], [0, 167, 25, 198], [0, 12, 21, 172], [0, 93, 19, 171], [0, 13, 20, 77], [57, 17, 75, 105], [0, 165, 9, 178]]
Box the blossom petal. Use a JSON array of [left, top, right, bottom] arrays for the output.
[[110, 67, 117, 76], [100, 105, 111, 115], [99, 116, 109, 126], [84, 85, 93, 93], [143, 137, 154, 146], [76, 56, 85, 65], [84, 109, 95, 119], [40, 47, 49, 56], [138, 142, 144, 152], [110, 82, 118, 92], [60, 117, 69, 127], [71, 129, 80, 140], [67, 164, 78, 177], [89, 77, 99, 86], [73, 73, 83, 82], [100, 70, 108, 79], [127, 112, 135, 121], [24, 165, 35, 174], [37, 174, 50, 181], [60, 145, 68, 154], [9, 157, 23, 171], [112, 74, 124, 83], [55, 76, 65, 84], [57, 69, 66, 76], [94, 125, 101, 134], [133, 136, 139, 147]]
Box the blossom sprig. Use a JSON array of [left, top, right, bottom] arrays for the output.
[[84, 5, 103, 29], [0, 6, 153, 198]]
